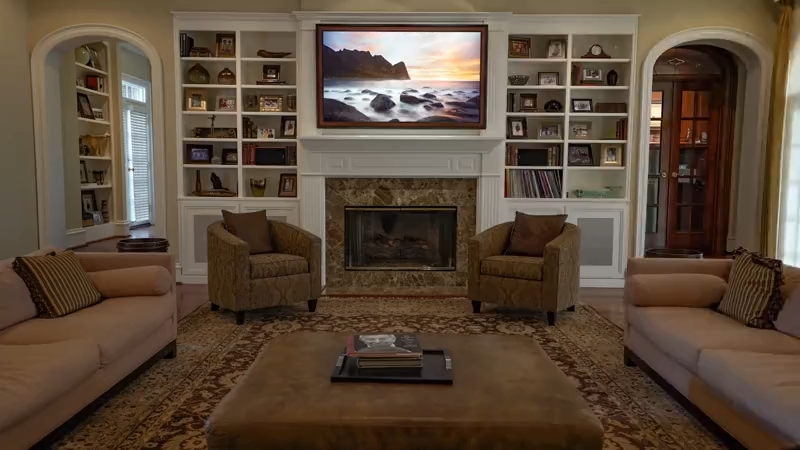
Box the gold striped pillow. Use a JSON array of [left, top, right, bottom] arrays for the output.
[[717, 248, 783, 329], [12, 250, 102, 318]]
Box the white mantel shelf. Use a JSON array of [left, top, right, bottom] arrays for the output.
[[299, 135, 505, 153]]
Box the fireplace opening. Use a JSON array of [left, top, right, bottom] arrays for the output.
[[344, 206, 457, 271]]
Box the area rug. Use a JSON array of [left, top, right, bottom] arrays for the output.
[[54, 298, 724, 449]]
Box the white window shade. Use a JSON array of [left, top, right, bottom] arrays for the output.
[[122, 97, 152, 226]]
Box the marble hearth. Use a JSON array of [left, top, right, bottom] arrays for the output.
[[326, 178, 477, 288]]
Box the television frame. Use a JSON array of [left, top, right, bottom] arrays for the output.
[[315, 24, 489, 129]]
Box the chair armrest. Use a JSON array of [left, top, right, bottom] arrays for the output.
[[626, 257, 733, 280], [624, 273, 727, 307], [207, 221, 250, 309], [543, 223, 580, 311], [468, 222, 513, 300], [88, 266, 172, 298], [270, 221, 322, 299], [76, 252, 174, 276]]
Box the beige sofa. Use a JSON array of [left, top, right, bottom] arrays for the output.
[[0, 250, 177, 450], [624, 258, 800, 450]]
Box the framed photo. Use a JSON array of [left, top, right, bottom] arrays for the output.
[[547, 40, 566, 59], [287, 94, 297, 112], [580, 67, 603, 84], [215, 33, 236, 58], [567, 144, 594, 166], [86, 47, 103, 71], [76, 93, 94, 119], [519, 93, 538, 112], [570, 122, 592, 139], [81, 191, 97, 213], [571, 98, 594, 113], [506, 118, 527, 139], [280, 116, 297, 137], [243, 95, 259, 112], [262, 65, 281, 81], [185, 144, 213, 164], [92, 108, 104, 120], [79, 161, 89, 184], [600, 144, 623, 166], [267, 129, 276, 139], [217, 96, 236, 111], [278, 173, 298, 198], [259, 95, 283, 112], [186, 91, 207, 111], [508, 37, 531, 58], [221, 148, 238, 165], [538, 123, 562, 140], [538, 72, 560, 86]]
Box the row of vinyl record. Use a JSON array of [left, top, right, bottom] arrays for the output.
[[505, 169, 563, 199]]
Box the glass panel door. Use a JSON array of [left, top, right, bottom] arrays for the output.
[[645, 83, 673, 249]]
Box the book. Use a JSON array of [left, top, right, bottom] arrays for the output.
[[357, 357, 423, 369], [346, 334, 423, 359]]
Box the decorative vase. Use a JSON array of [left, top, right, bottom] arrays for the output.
[[187, 64, 210, 84], [606, 69, 619, 86], [75, 46, 91, 65], [218, 68, 236, 85], [194, 170, 202, 193], [250, 178, 267, 197]]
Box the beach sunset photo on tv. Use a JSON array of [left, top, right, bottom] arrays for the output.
[[316, 24, 488, 129]]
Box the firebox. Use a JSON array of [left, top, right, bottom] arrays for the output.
[[344, 206, 457, 271]]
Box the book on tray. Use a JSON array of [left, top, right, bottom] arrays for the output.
[[347, 334, 423, 368]]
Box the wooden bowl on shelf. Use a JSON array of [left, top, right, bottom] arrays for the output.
[[508, 75, 530, 86]]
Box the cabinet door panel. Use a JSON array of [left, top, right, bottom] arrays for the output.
[[566, 207, 624, 279], [180, 202, 239, 279]]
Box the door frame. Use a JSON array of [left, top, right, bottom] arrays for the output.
[[634, 27, 772, 257]]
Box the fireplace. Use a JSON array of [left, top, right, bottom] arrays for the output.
[[344, 206, 457, 271]]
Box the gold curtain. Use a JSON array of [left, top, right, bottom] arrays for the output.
[[761, 0, 795, 257]]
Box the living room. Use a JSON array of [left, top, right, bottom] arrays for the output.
[[1, 0, 798, 449]]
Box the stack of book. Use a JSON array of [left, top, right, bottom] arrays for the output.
[[346, 333, 423, 369]]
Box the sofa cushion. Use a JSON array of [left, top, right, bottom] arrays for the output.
[[698, 350, 800, 442], [775, 287, 800, 339], [0, 295, 173, 366], [624, 274, 728, 308], [0, 265, 37, 331], [222, 210, 274, 255], [505, 212, 566, 257], [250, 253, 308, 279], [627, 306, 800, 373], [481, 255, 543, 281], [717, 248, 783, 329], [0, 340, 99, 430], [87, 266, 172, 298], [12, 250, 102, 318]]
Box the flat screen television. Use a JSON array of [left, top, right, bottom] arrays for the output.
[[316, 24, 488, 129]]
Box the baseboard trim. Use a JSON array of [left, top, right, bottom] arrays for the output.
[[580, 278, 624, 288], [65, 228, 86, 249], [179, 274, 207, 284]]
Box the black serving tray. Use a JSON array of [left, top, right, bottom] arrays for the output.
[[331, 349, 453, 385]]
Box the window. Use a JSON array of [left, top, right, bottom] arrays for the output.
[[121, 75, 153, 227], [778, 57, 800, 265]]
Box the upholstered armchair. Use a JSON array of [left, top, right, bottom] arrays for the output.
[[207, 221, 322, 324], [468, 222, 580, 325]]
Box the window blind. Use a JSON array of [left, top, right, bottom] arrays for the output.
[[123, 104, 152, 226]]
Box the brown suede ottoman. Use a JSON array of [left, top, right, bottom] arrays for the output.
[[206, 332, 603, 450]]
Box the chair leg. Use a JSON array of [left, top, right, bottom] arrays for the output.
[[307, 299, 318, 312], [211, 303, 220, 311], [235, 311, 245, 325], [623, 347, 637, 367], [547, 312, 556, 326], [566, 305, 576, 312], [471, 301, 481, 313], [163, 341, 177, 359]]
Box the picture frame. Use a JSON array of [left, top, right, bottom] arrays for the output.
[[81, 191, 97, 213], [570, 122, 592, 139], [86, 47, 103, 71], [76, 93, 95, 119], [262, 65, 281, 81], [547, 40, 566, 59], [79, 161, 89, 184], [221, 148, 238, 165], [186, 91, 207, 111], [580, 67, 604, 84], [244, 95, 259, 112], [278, 173, 298, 198], [538, 72, 560, 86], [287, 94, 297, 112], [508, 37, 531, 58], [519, 93, 538, 112], [185, 144, 213, 164], [215, 33, 236, 58], [216, 96, 236, 111], [280, 116, 297, 137], [192, 127, 237, 139], [259, 95, 283, 112], [92, 108, 104, 120], [267, 129, 276, 139], [538, 123, 562, 140], [571, 98, 594, 113], [567, 144, 594, 166], [506, 118, 527, 139], [600, 144, 623, 166]]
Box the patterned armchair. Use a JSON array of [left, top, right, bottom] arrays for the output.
[[468, 222, 580, 325], [207, 220, 322, 324]]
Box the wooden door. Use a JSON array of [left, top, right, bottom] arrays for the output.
[[645, 82, 674, 250]]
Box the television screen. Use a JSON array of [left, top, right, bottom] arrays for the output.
[[316, 25, 488, 129]]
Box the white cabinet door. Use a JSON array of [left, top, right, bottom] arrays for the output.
[[239, 201, 299, 225], [565, 205, 627, 279], [180, 201, 239, 280]]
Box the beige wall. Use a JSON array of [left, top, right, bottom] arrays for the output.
[[118, 43, 151, 82], [18, 0, 776, 257]]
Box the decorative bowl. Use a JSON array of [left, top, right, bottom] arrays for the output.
[[508, 75, 530, 86]]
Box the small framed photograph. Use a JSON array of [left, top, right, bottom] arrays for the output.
[[186, 91, 207, 111], [215, 33, 236, 58], [570, 122, 592, 139], [571, 98, 594, 113], [86, 47, 103, 71], [81, 191, 97, 213], [79, 161, 89, 184], [287, 94, 297, 112], [547, 40, 566, 59], [217, 96, 236, 111], [538, 72, 560, 86], [185, 144, 213, 164], [568, 144, 594, 166], [507, 118, 527, 139], [92, 108, 104, 120], [600, 144, 623, 166], [519, 93, 538, 112], [278, 173, 298, 198], [267, 129, 276, 139], [259, 95, 283, 112], [262, 65, 281, 81], [538, 123, 562, 140], [76, 78, 85, 88], [508, 37, 531, 58], [244, 95, 259, 112], [221, 148, 237, 165], [280, 116, 297, 137], [580, 67, 603, 84], [77, 93, 94, 119]]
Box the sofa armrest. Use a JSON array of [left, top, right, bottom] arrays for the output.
[[207, 221, 250, 309], [468, 222, 513, 300], [270, 221, 322, 299], [88, 266, 172, 298], [627, 257, 733, 280], [76, 251, 174, 276], [624, 273, 728, 307], [543, 223, 580, 311]]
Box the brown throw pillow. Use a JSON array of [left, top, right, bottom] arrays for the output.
[[12, 250, 102, 318], [222, 210, 274, 255], [505, 212, 567, 257], [716, 248, 783, 329]]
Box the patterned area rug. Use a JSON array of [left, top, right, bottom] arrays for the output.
[[55, 298, 724, 449]]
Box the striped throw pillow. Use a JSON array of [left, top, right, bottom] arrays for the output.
[[12, 250, 102, 318], [717, 248, 783, 329]]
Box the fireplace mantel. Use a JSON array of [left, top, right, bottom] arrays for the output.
[[299, 135, 504, 154]]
